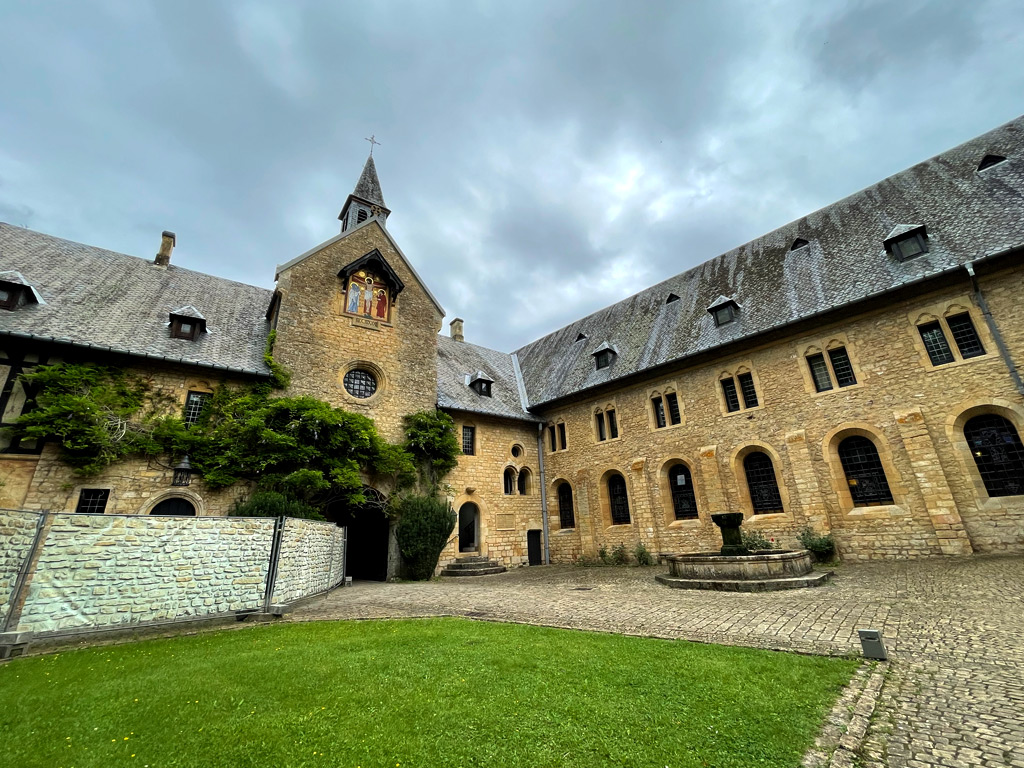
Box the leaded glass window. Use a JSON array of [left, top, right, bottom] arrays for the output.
[[946, 313, 985, 359], [596, 412, 606, 441], [503, 467, 515, 495], [837, 436, 894, 506], [343, 368, 378, 398], [743, 452, 783, 514], [557, 482, 575, 529], [607, 409, 618, 438], [807, 353, 833, 392], [462, 426, 475, 455], [549, 425, 557, 452], [738, 372, 758, 408], [76, 489, 110, 514], [721, 378, 741, 412], [558, 422, 567, 450], [183, 391, 211, 427], [668, 464, 698, 520], [666, 392, 681, 425], [919, 322, 954, 366], [964, 414, 1024, 497], [828, 347, 857, 387], [652, 396, 666, 428], [608, 474, 630, 524]]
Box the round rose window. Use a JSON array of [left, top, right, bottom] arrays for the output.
[[343, 368, 378, 399]]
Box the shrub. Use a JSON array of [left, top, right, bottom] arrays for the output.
[[740, 529, 777, 551], [797, 526, 836, 562], [230, 491, 324, 520], [598, 545, 610, 564], [395, 494, 456, 580], [610, 543, 630, 566], [633, 542, 653, 566]]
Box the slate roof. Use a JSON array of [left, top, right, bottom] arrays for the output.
[[513, 114, 1024, 408], [0, 223, 273, 375], [436, 335, 537, 422], [353, 155, 387, 208]]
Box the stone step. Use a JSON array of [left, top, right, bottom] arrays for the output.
[[452, 555, 490, 564], [655, 571, 833, 592], [440, 564, 507, 577]]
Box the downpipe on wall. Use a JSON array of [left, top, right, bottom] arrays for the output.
[[537, 423, 550, 565]]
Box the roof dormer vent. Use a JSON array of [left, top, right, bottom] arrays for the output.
[[884, 224, 928, 262], [707, 295, 741, 327], [977, 154, 1006, 172], [790, 238, 809, 251], [575, 332, 587, 342], [467, 371, 493, 397], [592, 341, 618, 370], [0, 271, 44, 311], [666, 292, 680, 303], [169, 306, 207, 341]]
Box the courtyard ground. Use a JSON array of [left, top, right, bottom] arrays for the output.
[[292, 555, 1024, 768]]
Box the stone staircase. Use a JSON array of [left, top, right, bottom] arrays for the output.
[[439, 555, 507, 577]]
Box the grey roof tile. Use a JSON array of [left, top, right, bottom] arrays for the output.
[[0, 224, 273, 375], [514, 114, 1024, 407], [353, 155, 386, 208], [437, 335, 538, 421]]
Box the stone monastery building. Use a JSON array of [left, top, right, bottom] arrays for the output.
[[2, 116, 1023, 579]]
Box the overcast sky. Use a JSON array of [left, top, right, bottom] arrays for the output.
[[1, 1, 1022, 352]]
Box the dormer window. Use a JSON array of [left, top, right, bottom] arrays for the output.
[[790, 238, 809, 251], [707, 295, 741, 327], [592, 342, 618, 370], [468, 371, 493, 397], [0, 285, 21, 311], [977, 154, 1006, 172], [169, 306, 207, 341], [884, 225, 928, 262], [0, 271, 44, 311]]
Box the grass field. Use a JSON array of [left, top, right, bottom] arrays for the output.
[[0, 618, 857, 768]]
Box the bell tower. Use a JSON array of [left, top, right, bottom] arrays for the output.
[[339, 153, 391, 232]]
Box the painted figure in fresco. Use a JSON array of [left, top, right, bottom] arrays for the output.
[[362, 277, 374, 315], [346, 281, 361, 314], [375, 289, 388, 319]]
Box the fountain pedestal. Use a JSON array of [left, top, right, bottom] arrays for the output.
[[712, 512, 748, 556]]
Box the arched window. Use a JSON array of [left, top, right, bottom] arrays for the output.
[[557, 482, 575, 529], [837, 436, 894, 506], [743, 452, 784, 514], [964, 414, 1024, 497], [150, 497, 196, 516], [608, 474, 630, 525], [503, 467, 516, 495], [668, 464, 698, 520], [517, 468, 532, 495]]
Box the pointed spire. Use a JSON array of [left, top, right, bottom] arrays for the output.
[[339, 152, 392, 232], [353, 154, 386, 209]]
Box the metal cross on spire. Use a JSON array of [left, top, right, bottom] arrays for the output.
[[364, 134, 381, 156]]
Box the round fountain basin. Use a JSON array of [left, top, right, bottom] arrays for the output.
[[656, 549, 831, 592]]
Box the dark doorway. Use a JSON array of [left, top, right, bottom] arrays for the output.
[[458, 503, 479, 552], [150, 497, 196, 516], [327, 498, 389, 582], [527, 529, 543, 566]]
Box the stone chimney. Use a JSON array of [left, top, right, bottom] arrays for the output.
[[155, 231, 176, 267], [450, 317, 465, 342]]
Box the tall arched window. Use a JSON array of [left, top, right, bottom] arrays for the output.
[[503, 467, 515, 495], [557, 482, 575, 529], [964, 414, 1024, 497], [517, 467, 532, 495], [837, 436, 894, 506], [608, 474, 631, 525], [743, 451, 784, 514], [668, 464, 698, 520]]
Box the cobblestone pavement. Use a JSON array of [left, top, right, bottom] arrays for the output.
[[291, 555, 1024, 767]]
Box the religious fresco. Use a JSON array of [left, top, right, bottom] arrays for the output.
[[344, 270, 390, 321]]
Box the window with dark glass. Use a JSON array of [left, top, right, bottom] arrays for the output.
[[76, 489, 110, 514], [977, 154, 1006, 171], [837, 436, 894, 506], [595, 350, 613, 369], [511, 444, 522, 458], [183, 391, 211, 427], [891, 232, 928, 261], [558, 422, 567, 450], [343, 368, 378, 398], [738, 372, 758, 408], [652, 396, 666, 428], [557, 482, 575, 529], [666, 392, 681, 425], [713, 305, 736, 326], [668, 464, 698, 520], [596, 412, 606, 441], [743, 452, 784, 514], [548, 425, 557, 452], [721, 377, 741, 412], [807, 353, 833, 392], [919, 322, 955, 366], [0, 286, 20, 311], [946, 313, 985, 359], [462, 426, 475, 455], [503, 467, 515, 495], [607, 409, 618, 438], [471, 379, 492, 397], [827, 347, 857, 387], [608, 474, 631, 524], [964, 414, 1024, 497], [171, 319, 199, 340], [517, 469, 531, 495]]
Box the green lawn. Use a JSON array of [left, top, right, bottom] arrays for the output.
[[0, 619, 857, 768]]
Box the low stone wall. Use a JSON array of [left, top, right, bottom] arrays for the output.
[[271, 518, 346, 604], [0, 509, 42, 625], [1, 513, 346, 637]]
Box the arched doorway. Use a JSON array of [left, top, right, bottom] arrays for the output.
[[459, 503, 479, 552], [327, 489, 390, 581], [150, 497, 196, 516]]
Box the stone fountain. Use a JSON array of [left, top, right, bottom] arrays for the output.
[[655, 512, 833, 592]]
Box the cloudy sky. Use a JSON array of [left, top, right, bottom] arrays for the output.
[[1, 1, 1022, 352]]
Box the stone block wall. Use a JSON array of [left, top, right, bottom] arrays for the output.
[[271, 518, 346, 604], [14, 514, 277, 633], [0, 509, 41, 624]]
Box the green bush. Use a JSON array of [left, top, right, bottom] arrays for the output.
[[633, 542, 653, 566], [610, 543, 630, 566], [740, 529, 778, 551], [598, 545, 610, 564], [395, 494, 456, 580], [797, 526, 836, 562], [229, 491, 324, 521]]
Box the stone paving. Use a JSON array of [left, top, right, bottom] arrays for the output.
[[291, 555, 1024, 767]]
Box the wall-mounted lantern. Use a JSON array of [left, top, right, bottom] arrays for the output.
[[172, 455, 193, 487]]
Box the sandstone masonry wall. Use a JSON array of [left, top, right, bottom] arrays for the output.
[[271, 517, 346, 604], [0, 509, 41, 624]]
